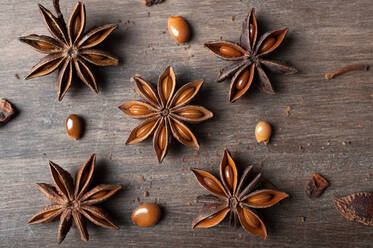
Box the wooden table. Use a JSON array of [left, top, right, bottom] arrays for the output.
[[1, 0, 372, 247]]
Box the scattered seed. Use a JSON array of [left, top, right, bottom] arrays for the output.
[[286, 105, 292, 117]]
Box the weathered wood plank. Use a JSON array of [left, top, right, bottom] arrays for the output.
[[0, 0, 373, 247]]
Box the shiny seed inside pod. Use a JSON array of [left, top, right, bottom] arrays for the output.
[[255, 121, 272, 144], [219, 46, 242, 57], [259, 37, 276, 53], [132, 203, 161, 227], [235, 69, 250, 90], [65, 114, 83, 140], [247, 193, 273, 204], [168, 16, 190, 43], [224, 165, 234, 189]]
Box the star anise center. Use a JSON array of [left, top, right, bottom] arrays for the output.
[[160, 108, 170, 117], [228, 195, 239, 209], [64, 198, 80, 210], [66, 46, 79, 58]]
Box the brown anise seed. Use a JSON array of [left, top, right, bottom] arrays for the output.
[[43, 211, 57, 218], [168, 16, 191, 43], [132, 203, 161, 227], [219, 46, 242, 57], [65, 114, 83, 140], [259, 37, 276, 53], [255, 121, 272, 144], [91, 191, 108, 199], [248, 193, 273, 204], [178, 109, 203, 119], [175, 88, 194, 106], [236, 69, 250, 90], [224, 165, 234, 188], [249, 24, 254, 41], [176, 123, 192, 141], [158, 126, 166, 149], [162, 76, 172, 100], [203, 177, 221, 194], [130, 105, 152, 115], [137, 122, 154, 138]]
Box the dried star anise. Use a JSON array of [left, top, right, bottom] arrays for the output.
[[119, 66, 213, 163], [205, 8, 297, 102], [28, 154, 122, 243], [191, 149, 288, 238], [19, 0, 119, 101], [335, 192, 373, 226]]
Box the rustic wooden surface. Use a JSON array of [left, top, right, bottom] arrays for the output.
[[1, 0, 373, 247]]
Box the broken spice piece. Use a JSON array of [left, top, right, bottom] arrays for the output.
[[255, 121, 272, 144], [19, 0, 119, 101], [325, 64, 369, 80], [335, 192, 373, 226], [132, 203, 161, 227], [142, 0, 164, 6], [65, 114, 83, 140], [305, 173, 329, 198], [0, 99, 16, 124], [191, 149, 289, 238], [205, 8, 297, 102], [119, 66, 213, 162], [27, 154, 122, 243], [168, 16, 191, 43]]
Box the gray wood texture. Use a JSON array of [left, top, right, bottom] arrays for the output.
[[1, 0, 373, 247]]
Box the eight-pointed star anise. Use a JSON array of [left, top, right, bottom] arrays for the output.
[[191, 149, 288, 238], [119, 66, 213, 163], [19, 0, 119, 101], [205, 8, 297, 102], [27, 154, 122, 244]]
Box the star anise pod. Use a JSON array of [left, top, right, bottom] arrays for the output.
[[119, 66, 213, 163], [28, 154, 122, 244], [191, 149, 288, 238], [205, 8, 297, 102], [19, 0, 119, 101]]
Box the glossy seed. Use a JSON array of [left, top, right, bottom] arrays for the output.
[[43, 210, 58, 218], [175, 87, 194, 106], [65, 114, 83, 140], [219, 46, 242, 57], [249, 23, 254, 42], [235, 69, 250, 90], [162, 76, 172, 101], [158, 125, 167, 149], [247, 193, 273, 204], [136, 121, 155, 138], [224, 165, 234, 189], [168, 16, 190, 43], [141, 84, 158, 104], [175, 122, 191, 141], [255, 121, 272, 144], [178, 109, 203, 119], [130, 104, 152, 115], [132, 203, 161, 227], [203, 177, 221, 194], [244, 210, 260, 228], [91, 191, 108, 199], [259, 37, 276, 53]]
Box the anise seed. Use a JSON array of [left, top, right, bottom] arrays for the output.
[[158, 125, 167, 149], [255, 121, 272, 144], [259, 37, 276, 53], [91, 191, 108, 199], [175, 123, 192, 141], [203, 177, 221, 194], [162, 76, 172, 101], [65, 114, 83, 140], [136, 121, 155, 138], [248, 193, 273, 204], [219, 46, 242, 57], [168, 16, 190, 43], [132, 203, 161, 227], [224, 165, 234, 189], [235, 69, 250, 90], [178, 109, 203, 119], [130, 105, 151, 115], [175, 88, 194, 106], [249, 24, 254, 42]]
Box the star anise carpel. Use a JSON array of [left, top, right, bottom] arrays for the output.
[[205, 8, 297, 102], [191, 149, 288, 238], [19, 0, 119, 101], [27, 154, 122, 244], [119, 66, 213, 163]]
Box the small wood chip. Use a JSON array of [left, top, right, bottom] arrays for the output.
[[298, 216, 306, 223], [137, 175, 145, 182], [14, 74, 20, 79], [298, 144, 304, 152], [144, 191, 149, 197], [231, 16, 236, 21], [286, 105, 292, 117]]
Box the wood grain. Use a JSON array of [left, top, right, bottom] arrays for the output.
[[0, 0, 373, 247]]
